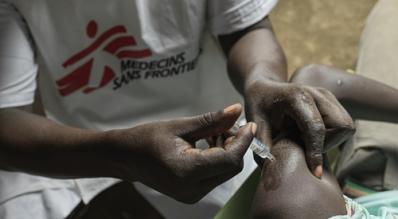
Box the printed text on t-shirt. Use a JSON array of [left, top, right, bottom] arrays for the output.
[[55, 20, 199, 97]]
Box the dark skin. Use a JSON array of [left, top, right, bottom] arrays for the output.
[[253, 64, 398, 219], [252, 137, 347, 219], [1, 12, 257, 205], [65, 182, 165, 219], [0, 103, 255, 204], [219, 17, 354, 177], [0, 15, 352, 205], [291, 64, 398, 124]]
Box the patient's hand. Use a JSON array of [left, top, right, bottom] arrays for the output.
[[252, 138, 346, 219]]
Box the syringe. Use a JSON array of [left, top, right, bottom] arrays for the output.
[[229, 123, 275, 161]]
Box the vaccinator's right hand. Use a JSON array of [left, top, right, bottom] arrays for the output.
[[106, 104, 255, 204]]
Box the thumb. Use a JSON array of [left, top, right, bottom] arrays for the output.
[[252, 114, 273, 149], [179, 103, 242, 142]]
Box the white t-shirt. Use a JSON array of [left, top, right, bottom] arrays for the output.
[[0, 0, 277, 218]]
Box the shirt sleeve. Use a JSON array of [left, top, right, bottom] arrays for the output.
[[0, 1, 38, 108], [207, 0, 278, 36]]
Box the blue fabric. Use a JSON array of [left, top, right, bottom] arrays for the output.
[[330, 191, 398, 219]]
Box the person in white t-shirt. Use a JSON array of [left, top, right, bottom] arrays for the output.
[[0, 0, 354, 218]]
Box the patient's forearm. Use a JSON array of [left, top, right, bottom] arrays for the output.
[[291, 64, 398, 123]]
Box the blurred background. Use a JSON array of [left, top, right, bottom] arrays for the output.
[[269, 0, 377, 75]]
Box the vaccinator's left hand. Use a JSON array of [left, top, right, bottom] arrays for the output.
[[244, 79, 355, 177]]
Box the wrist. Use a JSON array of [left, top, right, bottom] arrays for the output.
[[244, 65, 286, 92], [99, 129, 141, 181], [61, 129, 125, 179], [243, 76, 285, 98]]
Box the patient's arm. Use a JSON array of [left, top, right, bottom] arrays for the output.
[[252, 138, 346, 219], [290, 64, 398, 123]]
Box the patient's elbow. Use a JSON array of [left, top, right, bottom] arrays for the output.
[[290, 64, 329, 85]]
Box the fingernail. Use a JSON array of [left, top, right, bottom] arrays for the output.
[[223, 103, 242, 114], [250, 122, 257, 135], [314, 165, 323, 179]]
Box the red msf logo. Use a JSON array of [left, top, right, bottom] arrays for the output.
[[56, 20, 152, 96]]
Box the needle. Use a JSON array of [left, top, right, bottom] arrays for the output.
[[229, 123, 275, 161]]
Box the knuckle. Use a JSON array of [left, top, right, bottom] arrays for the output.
[[306, 136, 324, 153], [290, 85, 304, 94], [310, 151, 323, 159], [344, 117, 355, 129], [199, 112, 215, 127], [307, 151, 323, 165], [238, 129, 254, 143], [306, 141, 323, 152], [317, 87, 332, 95], [310, 121, 326, 135], [331, 116, 355, 136], [340, 120, 355, 132], [290, 87, 310, 102], [318, 88, 340, 100]]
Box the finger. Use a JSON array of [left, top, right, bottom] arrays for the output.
[[182, 123, 255, 179], [308, 88, 352, 128], [286, 90, 325, 177], [224, 123, 256, 157], [206, 136, 217, 146], [251, 115, 275, 166], [318, 89, 355, 130], [216, 135, 224, 147], [176, 103, 242, 142], [251, 114, 274, 149], [178, 146, 234, 181], [193, 126, 258, 197], [305, 88, 355, 151], [224, 135, 235, 145]]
